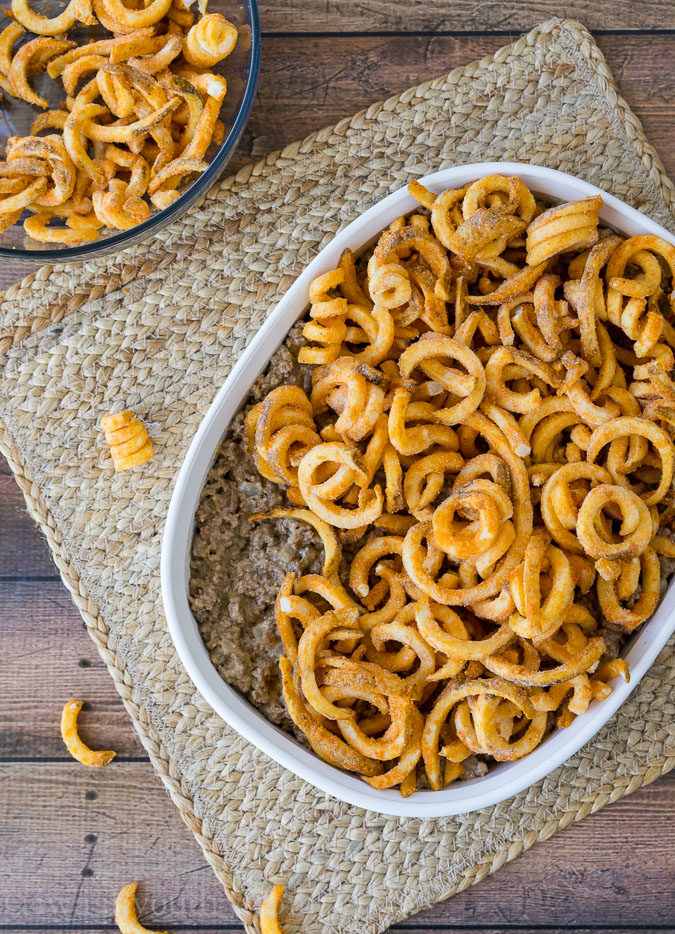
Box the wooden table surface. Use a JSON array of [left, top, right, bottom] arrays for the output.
[[1, 3, 674, 932]]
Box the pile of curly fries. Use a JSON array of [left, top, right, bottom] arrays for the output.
[[0, 0, 237, 242], [247, 173, 675, 796]]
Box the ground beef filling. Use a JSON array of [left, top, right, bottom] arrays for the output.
[[189, 329, 319, 732]]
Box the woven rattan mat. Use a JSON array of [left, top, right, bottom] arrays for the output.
[[1, 17, 674, 933]]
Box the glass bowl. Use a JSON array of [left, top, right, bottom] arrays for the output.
[[0, 0, 260, 262]]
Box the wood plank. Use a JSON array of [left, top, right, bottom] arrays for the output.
[[275, 3, 675, 33], [231, 34, 675, 180], [0, 581, 144, 758], [0, 474, 59, 580], [257, 1, 674, 33], [1, 761, 673, 928]]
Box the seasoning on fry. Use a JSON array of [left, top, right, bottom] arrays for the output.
[[60, 699, 115, 767], [260, 884, 285, 934], [101, 410, 153, 470], [115, 882, 166, 934]]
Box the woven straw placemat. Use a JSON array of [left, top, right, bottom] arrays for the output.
[[1, 17, 674, 933]]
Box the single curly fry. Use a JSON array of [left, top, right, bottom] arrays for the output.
[[0, 22, 25, 96], [62, 54, 108, 96], [298, 442, 383, 529], [60, 699, 115, 767], [279, 656, 381, 777], [597, 547, 660, 631], [7, 134, 76, 207], [64, 104, 107, 185], [101, 410, 153, 470], [0, 176, 47, 215], [260, 885, 285, 934], [12, 0, 95, 36], [485, 345, 561, 413], [484, 636, 605, 686], [586, 416, 674, 506], [403, 449, 464, 519], [540, 462, 612, 552], [130, 33, 182, 73], [416, 598, 514, 661], [93, 188, 151, 230], [447, 209, 526, 263], [30, 109, 68, 134], [115, 882, 166, 934], [399, 334, 486, 425], [432, 479, 513, 562], [369, 262, 411, 309], [10, 37, 75, 107], [311, 356, 385, 442], [24, 212, 100, 242], [526, 196, 602, 266], [508, 532, 575, 640], [184, 13, 237, 67], [248, 385, 319, 486], [150, 188, 179, 210], [83, 97, 180, 143], [574, 235, 622, 365], [462, 174, 536, 223], [48, 28, 155, 76], [100, 0, 172, 30]]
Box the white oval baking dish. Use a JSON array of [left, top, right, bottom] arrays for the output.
[[162, 162, 675, 818]]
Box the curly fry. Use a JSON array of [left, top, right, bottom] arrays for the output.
[[12, 0, 95, 35], [260, 885, 285, 934], [184, 13, 237, 67], [60, 699, 115, 767], [115, 882, 166, 934], [10, 37, 75, 107]]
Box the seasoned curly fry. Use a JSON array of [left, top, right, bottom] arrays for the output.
[[115, 882, 166, 934], [60, 699, 115, 767], [183, 13, 237, 67], [0, 21, 25, 95], [260, 885, 285, 934], [12, 0, 95, 35], [101, 409, 153, 469], [10, 37, 75, 107]]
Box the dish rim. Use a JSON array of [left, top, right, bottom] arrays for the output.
[[0, 0, 261, 263], [161, 161, 675, 818]]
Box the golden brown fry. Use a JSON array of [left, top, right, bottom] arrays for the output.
[[0, 21, 25, 96], [9, 37, 75, 107], [260, 885, 285, 934], [12, 0, 95, 35], [183, 13, 237, 68], [115, 882, 166, 934], [101, 410, 153, 469], [60, 699, 116, 767]]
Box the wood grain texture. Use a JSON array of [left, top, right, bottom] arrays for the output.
[[0, 581, 144, 758], [257, 1, 674, 33], [0, 11, 674, 934], [0, 474, 58, 579], [1, 762, 674, 928], [218, 35, 675, 186]]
